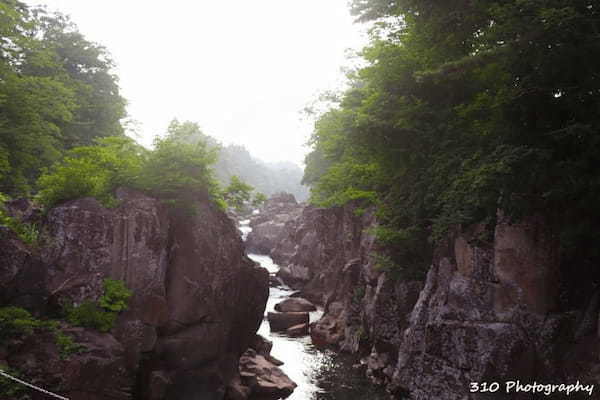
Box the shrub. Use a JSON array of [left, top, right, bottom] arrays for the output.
[[140, 133, 221, 213], [0, 306, 42, 340], [66, 301, 116, 333], [36, 137, 146, 208], [66, 278, 132, 332]]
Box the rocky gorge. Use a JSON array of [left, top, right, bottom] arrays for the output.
[[0, 188, 269, 400], [247, 194, 600, 399]]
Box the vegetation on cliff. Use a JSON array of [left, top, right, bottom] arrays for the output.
[[304, 0, 600, 276]]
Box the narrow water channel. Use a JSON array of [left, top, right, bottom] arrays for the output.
[[239, 219, 389, 400]]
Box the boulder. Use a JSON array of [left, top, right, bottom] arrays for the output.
[[274, 297, 316, 312], [267, 312, 309, 332], [269, 275, 285, 287], [238, 349, 296, 400], [286, 323, 309, 337], [311, 312, 343, 348]]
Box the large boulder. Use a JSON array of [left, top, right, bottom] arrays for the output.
[[1, 188, 269, 400], [267, 312, 309, 332], [286, 323, 309, 337], [237, 348, 296, 400], [274, 297, 316, 312]]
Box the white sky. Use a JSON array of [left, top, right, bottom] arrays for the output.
[[25, 0, 368, 166]]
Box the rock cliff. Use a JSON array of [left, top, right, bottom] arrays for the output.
[[263, 203, 600, 399], [0, 188, 269, 400], [245, 193, 302, 256]]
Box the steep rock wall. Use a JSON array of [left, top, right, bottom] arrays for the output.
[[267, 204, 600, 399], [0, 188, 269, 400]]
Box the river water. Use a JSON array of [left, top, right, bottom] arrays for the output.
[[239, 219, 389, 400]]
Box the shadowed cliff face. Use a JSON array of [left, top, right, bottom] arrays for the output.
[[255, 203, 600, 400], [0, 188, 269, 400]]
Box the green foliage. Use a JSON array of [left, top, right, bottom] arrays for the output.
[[98, 279, 132, 313], [0, 366, 28, 399], [0, 306, 43, 340], [36, 137, 146, 208], [0, 306, 82, 360], [251, 192, 268, 208], [140, 123, 221, 213], [54, 330, 82, 359], [66, 301, 116, 333], [0, 2, 126, 196], [223, 175, 254, 212], [305, 0, 600, 276], [66, 278, 131, 332]]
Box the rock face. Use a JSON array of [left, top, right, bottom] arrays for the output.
[[245, 193, 302, 255], [264, 202, 423, 387], [389, 215, 597, 400], [263, 201, 600, 399], [0, 188, 269, 400]]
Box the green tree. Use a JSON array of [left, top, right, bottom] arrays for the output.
[[305, 0, 600, 276], [0, 2, 126, 196], [223, 175, 254, 212], [140, 128, 221, 212], [36, 136, 146, 207], [251, 192, 268, 208]]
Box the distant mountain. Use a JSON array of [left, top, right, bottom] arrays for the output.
[[214, 144, 309, 202], [166, 120, 309, 201]]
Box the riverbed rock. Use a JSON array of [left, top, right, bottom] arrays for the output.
[[275, 297, 317, 312], [0, 188, 269, 400], [237, 348, 297, 400], [286, 323, 309, 337], [267, 311, 309, 332]]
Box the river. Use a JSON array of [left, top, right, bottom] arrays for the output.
[[239, 219, 389, 400]]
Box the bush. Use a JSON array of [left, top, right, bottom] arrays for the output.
[[36, 137, 146, 208], [0, 193, 40, 246], [0, 306, 80, 360], [66, 278, 132, 332], [140, 133, 221, 213], [0, 306, 43, 340], [223, 175, 253, 212], [66, 301, 116, 333]]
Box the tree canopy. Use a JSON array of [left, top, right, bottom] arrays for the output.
[[0, 0, 126, 196], [305, 0, 600, 276]]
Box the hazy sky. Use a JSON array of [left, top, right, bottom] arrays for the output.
[[25, 1, 368, 166]]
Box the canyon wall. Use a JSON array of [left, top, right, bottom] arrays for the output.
[[0, 188, 269, 400], [257, 201, 600, 399]]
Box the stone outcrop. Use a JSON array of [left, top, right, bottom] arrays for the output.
[[389, 215, 598, 400], [260, 200, 600, 399], [245, 193, 302, 255], [0, 188, 269, 400]]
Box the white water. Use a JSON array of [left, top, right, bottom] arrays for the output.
[[238, 218, 387, 400]]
